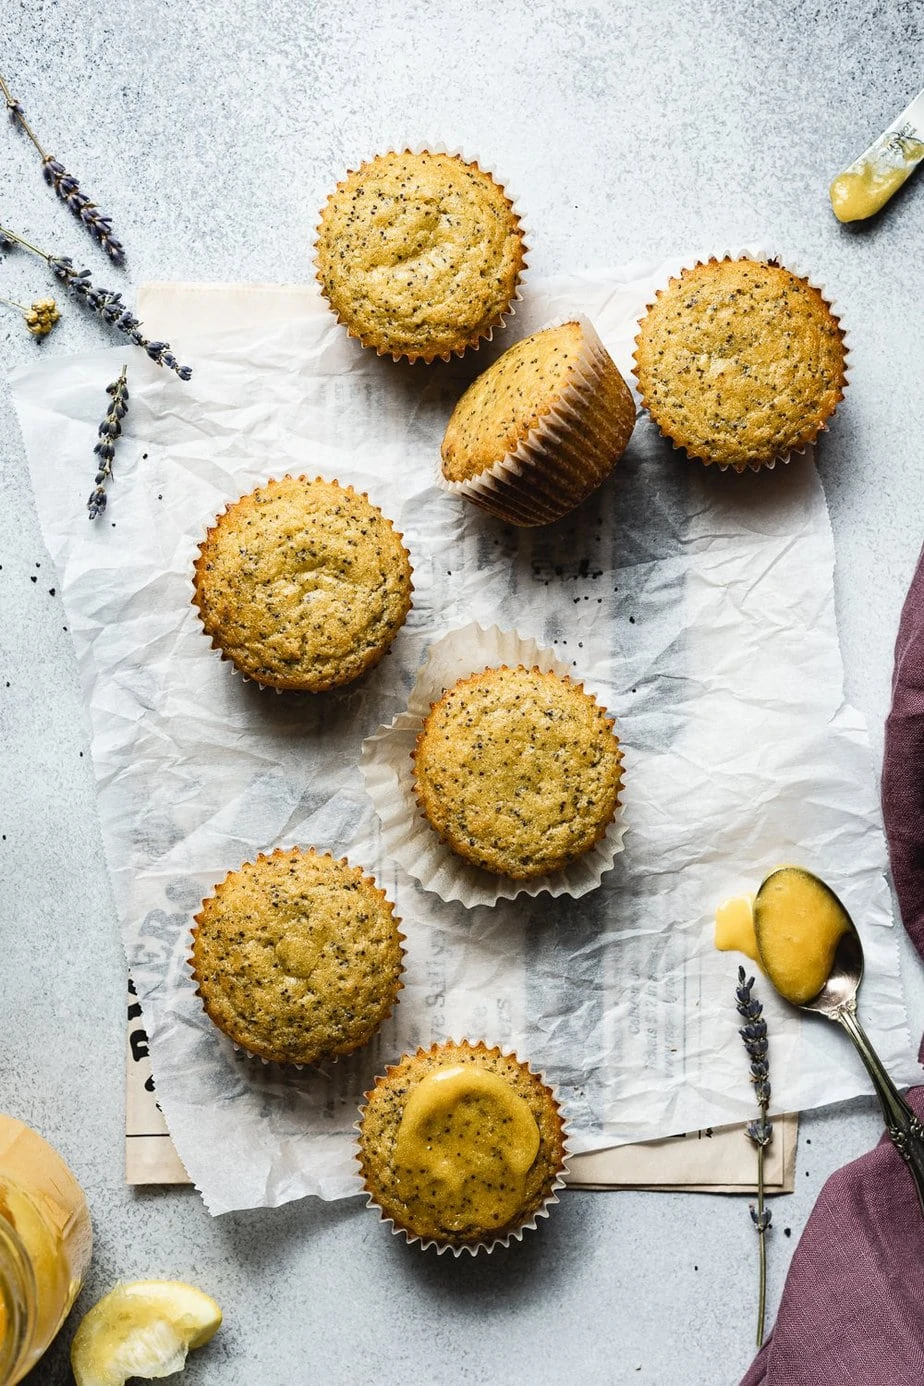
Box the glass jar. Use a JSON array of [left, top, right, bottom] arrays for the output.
[[0, 1116, 92, 1385]]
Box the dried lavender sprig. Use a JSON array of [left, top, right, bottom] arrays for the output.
[[736, 966, 773, 1347], [0, 72, 124, 264], [0, 224, 191, 379], [88, 365, 129, 519]]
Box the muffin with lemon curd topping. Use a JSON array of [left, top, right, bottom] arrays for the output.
[[190, 847, 405, 1066], [357, 1040, 567, 1251], [315, 149, 526, 363], [633, 256, 847, 471], [413, 664, 624, 880], [440, 318, 636, 525], [192, 475, 413, 691]]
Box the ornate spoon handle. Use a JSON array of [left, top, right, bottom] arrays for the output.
[[835, 1002, 924, 1216]]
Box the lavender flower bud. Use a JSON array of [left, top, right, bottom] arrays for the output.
[[86, 365, 130, 519], [736, 965, 773, 1118], [749, 1205, 772, 1232]]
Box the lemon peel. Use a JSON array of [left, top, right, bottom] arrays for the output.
[[70, 1280, 222, 1386]]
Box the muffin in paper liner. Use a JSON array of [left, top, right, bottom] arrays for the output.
[[188, 847, 406, 1067], [360, 624, 628, 906], [314, 144, 528, 364], [356, 1039, 570, 1256], [632, 249, 851, 473], [414, 665, 623, 879], [438, 315, 637, 526], [191, 474, 413, 692]]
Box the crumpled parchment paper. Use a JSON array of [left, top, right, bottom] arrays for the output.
[[10, 260, 916, 1215]]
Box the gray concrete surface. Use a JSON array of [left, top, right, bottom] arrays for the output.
[[1, 1, 923, 1382]]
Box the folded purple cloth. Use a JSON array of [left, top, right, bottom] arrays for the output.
[[883, 542, 924, 981], [739, 543, 924, 1385]]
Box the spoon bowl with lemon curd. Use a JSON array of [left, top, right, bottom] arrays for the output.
[[754, 866, 924, 1214]]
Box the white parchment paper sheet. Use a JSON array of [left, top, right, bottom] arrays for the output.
[[11, 263, 917, 1215]]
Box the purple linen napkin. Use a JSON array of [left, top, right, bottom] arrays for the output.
[[883, 542, 924, 979], [739, 542, 924, 1385]]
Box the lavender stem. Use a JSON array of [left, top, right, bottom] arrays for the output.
[[0, 72, 125, 264], [0, 222, 190, 378]]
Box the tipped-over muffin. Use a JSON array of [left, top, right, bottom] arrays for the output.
[[440, 318, 636, 525], [190, 847, 405, 1065], [357, 1040, 567, 1251], [315, 149, 526, 363], [633, 256, 847, 471], [192, 475, 413, 691], [413, 665, 624, 879]]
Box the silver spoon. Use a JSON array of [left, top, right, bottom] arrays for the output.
[[758, 868, 924, 1213]]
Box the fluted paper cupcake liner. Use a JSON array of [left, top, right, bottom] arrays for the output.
[[355, 1039, 570, 1257], [360, 623, 628, 906], [313, 142, 529, 363], [437, 314, 637, 525], [632, 246, 852, 473]]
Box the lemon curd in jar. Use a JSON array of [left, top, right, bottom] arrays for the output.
[[0, 1115, 92, 1385]]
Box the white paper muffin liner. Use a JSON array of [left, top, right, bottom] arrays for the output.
[[187, 847, 406, 1069], [190, 472, 414, 692], [632, 246, 852, 473], [355, 1039, 571, 1257], [437, 314, 637, 526], [360, 623, 628, 906], [313, 141, 529, 363]]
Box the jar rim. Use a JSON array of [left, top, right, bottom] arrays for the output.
[[0, 1214, 37, 1386]]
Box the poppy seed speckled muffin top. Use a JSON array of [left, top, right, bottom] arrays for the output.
[[357, 1040, 567, 1251], [190, 847, 405, 1066], [633, 257, 847, 471], [412, 665, 624, 879], [315, 150, 526, 363], [192, 475, 413, 691], [440, 318, 636, 526]]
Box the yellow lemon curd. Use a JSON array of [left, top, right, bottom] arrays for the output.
[[830, 135, 924, 222], [715, 868, 851, 1006], [393, 1065, 540, 1234], [714, 893, 760, 965], [753, 867, 851, 1005], [0, 1115, 92, 1383]]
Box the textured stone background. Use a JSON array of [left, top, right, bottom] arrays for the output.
[[1, 2, 923, 1382]]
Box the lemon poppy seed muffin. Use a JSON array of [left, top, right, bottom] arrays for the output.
[[192, 475, 413, 691], [413, 665, 624, 879], [358, 1040, 567, 1251], [440, 318, 636, 526], [634, 257, 847, 471], [190, 847, 405, 1066], [315, 150, 526, 363]]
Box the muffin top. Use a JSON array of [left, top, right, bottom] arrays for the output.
[[634, 257, 847, 468], [413, 665, 623, 879], [358, 1040, 566, 1247], [441, 322, 586, 482], [192, 475, 413, 691], [191, 847, 404, 1066], [315, 150, 526, 362]]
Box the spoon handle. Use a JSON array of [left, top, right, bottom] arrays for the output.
[[836, 1004, 924, 1215]]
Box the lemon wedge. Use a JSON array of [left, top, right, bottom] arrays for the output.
[[70, 1280, 222, 1386]]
